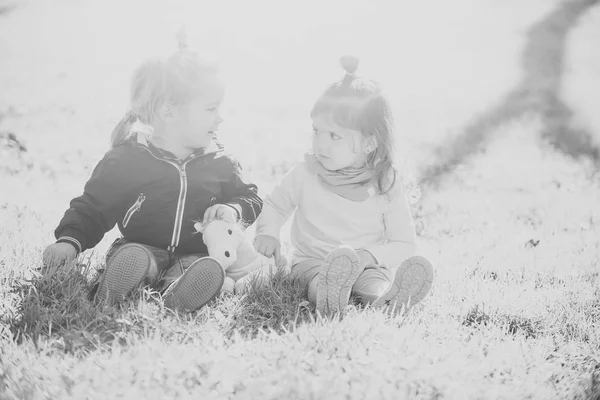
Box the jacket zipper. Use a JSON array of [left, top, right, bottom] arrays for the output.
[[122, 193, 146, 228], [141, 147, 202, 253], [170, 162, 188, 253]]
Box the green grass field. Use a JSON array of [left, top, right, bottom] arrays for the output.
[[1, 0, 600, 398]]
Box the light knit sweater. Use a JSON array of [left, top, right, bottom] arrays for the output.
[[255, 161, 417, 269]]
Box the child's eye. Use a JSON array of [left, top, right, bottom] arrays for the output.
[[207, 107, 217, 112], [312, 127, 318, 136], [329, 132, 341, 140]]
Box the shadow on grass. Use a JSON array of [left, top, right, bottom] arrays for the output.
[[420, 0, 600, 189], [5, 263, 315, 356], [210, 268, 315, 338], [6, 264, 139, 354], [463, 304, 543, 339]]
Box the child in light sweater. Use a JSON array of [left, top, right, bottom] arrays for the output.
[[253, 56, 434, 316]]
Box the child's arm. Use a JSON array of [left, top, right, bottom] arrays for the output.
[[364, 184, 417, 269], [54, 152, 128, 255], [253, 163, 304, 265], [218, 158, 263, 225], [254, 163, 304, 240]]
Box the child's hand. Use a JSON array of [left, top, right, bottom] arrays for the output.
[[203, 204, 237, 225], [356, 250, 377, 269], [254, 235, 285, 267], [42, 242, 78, 273]]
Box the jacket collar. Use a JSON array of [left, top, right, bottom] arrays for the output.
[[132, 133, 224, 162]]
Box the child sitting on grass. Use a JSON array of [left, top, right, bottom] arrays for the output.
[[42, 30, 262, 312], [253, 56, 434, 316]]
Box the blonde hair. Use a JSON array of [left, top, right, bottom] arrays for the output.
[[311, 56, 400, 196], [111, 29, 219, 148]]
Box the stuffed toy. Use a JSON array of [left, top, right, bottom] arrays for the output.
[[194, 220, 286, 294]]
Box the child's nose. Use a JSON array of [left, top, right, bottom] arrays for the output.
[[312, 135, 324, 152]]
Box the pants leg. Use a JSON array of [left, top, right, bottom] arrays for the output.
[[352, 265, 393, 305], [104, 238, 172, 284], [98, 238, 212, 300], [158, 253, 209, 292], [290, 258, 325, 304], [93, 238, 172, 302]]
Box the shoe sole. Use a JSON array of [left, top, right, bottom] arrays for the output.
[[371, 255, 434, 310], [163, 257, 224, 312], [316, 246, 363, 316], [95, 244, 151, 304]]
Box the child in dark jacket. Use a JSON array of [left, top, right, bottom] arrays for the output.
[[42, 31, 262, 312]]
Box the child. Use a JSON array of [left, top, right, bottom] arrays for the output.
[[253, 56, 434, 316], [42, 30, 263, 312]]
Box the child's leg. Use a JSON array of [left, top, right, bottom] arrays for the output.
[[315, 246, 364, 316], [96, 239, 164, 304], [290, 258, 324, 303], [351, 266, 393, 305], [372, 256, 435, 311], [161, 255, 225, 312], [158, 254, 204, 290], [292, 248, 365, 314]]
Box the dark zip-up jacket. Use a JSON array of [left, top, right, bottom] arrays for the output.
[[54, 138, 262, 255]]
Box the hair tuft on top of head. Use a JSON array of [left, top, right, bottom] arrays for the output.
[[176, 24, 188, 51], [340, 55, 359, 75]]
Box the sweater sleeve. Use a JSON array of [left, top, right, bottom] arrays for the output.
[[54, 150, 128, 253], [364, 183, 417, 270], [254, 162, 305, 240], [219, 158, 263, 226]]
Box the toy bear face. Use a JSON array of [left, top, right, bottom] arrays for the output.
[[195, 220, 244, 269]]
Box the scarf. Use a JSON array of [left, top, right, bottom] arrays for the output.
[[304, 153, 375, 201]]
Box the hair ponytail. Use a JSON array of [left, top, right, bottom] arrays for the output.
[[339, 55, 359, 88], [110, 110, 139, 148], [110, 58, 167, 149]]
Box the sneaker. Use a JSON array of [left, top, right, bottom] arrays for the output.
[[316, 246, 364, 316], [163, 257, 225, 312], [371, 255, 434, 311], [95, 243, 153, 304]]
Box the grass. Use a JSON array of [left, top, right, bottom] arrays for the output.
[[2, 0, 600, 398]]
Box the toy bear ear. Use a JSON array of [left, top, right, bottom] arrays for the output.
[[194, 221, 206, 233]]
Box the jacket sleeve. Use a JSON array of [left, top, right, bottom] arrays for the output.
[[364, 183, 417, 270], [219, 158, 263, 226], [254, 163, 304, 240], [54, 151, 128, 253]]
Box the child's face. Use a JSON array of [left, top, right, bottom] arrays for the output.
[[172, 75, 225, 149], [311, 115, 368, 171]]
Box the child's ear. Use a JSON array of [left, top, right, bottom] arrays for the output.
[[159, 103, 176, 122]]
